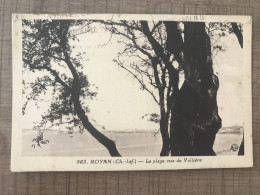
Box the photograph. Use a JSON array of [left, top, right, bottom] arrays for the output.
[[11, 14, 253, 171]]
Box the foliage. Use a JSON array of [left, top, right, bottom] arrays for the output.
[[22, 19, 97, 135], [31, 131, 49, 148], [101, 20, 175, 124], [142, 113, 160, 123]]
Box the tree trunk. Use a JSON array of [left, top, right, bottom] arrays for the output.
[[231, 22, 244, 155], [231, 23, 243, 48], [159, 111, 170, 156], [73, 92, 121, 157], [140, 21, 179, 156], [183, 22, 222, 156], [168, 22, 222, 156], [238, 137, 244, 155], [59, 24, 121, 157], [164, 21, 193, 156], [170, 81, 200, 156]]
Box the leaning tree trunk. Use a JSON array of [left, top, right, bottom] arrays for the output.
[[69, 70, 121, 157], [59, 22, 121, 157], [167, 22, 222, 156], [72, 87, 121, 157]]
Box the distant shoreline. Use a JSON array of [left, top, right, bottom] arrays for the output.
[[22, 126, 244, 135]]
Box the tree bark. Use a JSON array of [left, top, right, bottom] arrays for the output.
[[231, 22, 244, 155], [164, 21, 191, 156], [164, 21, 184, 67], [238, 137, 244, 155], [141, 21, 179, 156], [231, 23, 243, 48], [166, 22, 222, 156], [73, 92, 121, 157], [68, 64, 121, 157], [59, 23, 121, 157], [183, 22, 222, 156], [170, 81, 200, 156], [158, 88, 170, 156], [159, 110, 170, 156]]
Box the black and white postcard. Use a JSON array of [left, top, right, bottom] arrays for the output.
[[11, 14, 252, 171]]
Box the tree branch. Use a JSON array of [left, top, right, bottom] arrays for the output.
[[98, 20, 142, 31], [125, 25, 154, 59], [23, 59, 71, 91], [231, 22, 243, 48], [115, 58, 159, 105], [45, 67, 71, 90], [140, 21, 178, 76], [151, 21, 163, 34]]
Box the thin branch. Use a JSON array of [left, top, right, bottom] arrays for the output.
[[115, 58, 159, 105], [23, 59, 71, 91], [45, 67, 71, 90], [151, 21, 163, 34], [126, 25, 154, 59], [49, 54, 65, 61], [98, 20, 142, 31], [140, 21, 178, 76]]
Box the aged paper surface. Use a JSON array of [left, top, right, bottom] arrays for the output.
[[11, 14, 252, 171]]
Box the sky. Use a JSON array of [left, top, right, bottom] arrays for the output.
[[22, 22, 244, 131]]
